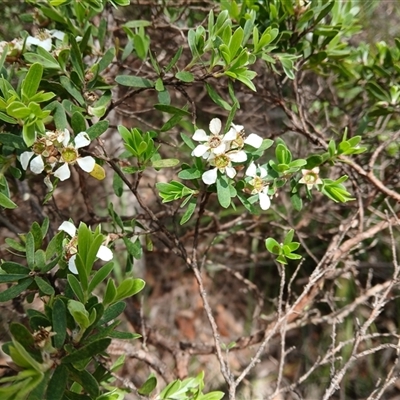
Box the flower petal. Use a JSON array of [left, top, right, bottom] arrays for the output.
[[213, 142, 228, 155], [20, 151, 34, 170], [259, 192, 271, 210], [30, 155, 45, 174], [225, 166, 237, 179], [68, 255, 78, 274], [222, 127, 237, 141], [59, 129, 70, 146], [97, 245, 113, 261], [230, 150, 247, 163], [244, 133, 263, 149], [74, 132, 91, 149], [245, 162, 256, 177], [77, 156, 95, 173], [202, 168, 218, 185], [192, 144, 209, 158], [54, 163, 70, 181], [50, 30, 65, 41], [192, 129, 209, 142], [58, 221, 77, 237], [209, 118, 222, 135], [259, 166, 268, 178], [230, 123, 244, 134]]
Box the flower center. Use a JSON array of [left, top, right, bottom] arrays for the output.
[[250, 176, 264, 193], [304, 172, 318, 184], [209, 135, 222, 149], [214, 154, 230, 169], [60, 147, 79, 164], [37, 30, 51, 41], [232, 134, 244, 149]]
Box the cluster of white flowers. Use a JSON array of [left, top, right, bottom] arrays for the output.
[[192, 118, 272, 209], [20, 129, 96, 188], [58, 221, 113, 274]]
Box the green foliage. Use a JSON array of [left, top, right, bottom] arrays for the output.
[[0, 0, 398, 397]]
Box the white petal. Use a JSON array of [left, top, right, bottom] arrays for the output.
[[54, 163, 70, 181], [60, 129, 70, 146], [209, 118, 222, 135], [259, 192, 271, 210], [38, 38, 52, 51], [202, 168, 218, 185], [30, 155, 45, 174], [223, 127, 237, 141], [50, 30, 65, 41], [77, 156, 95, 172], [311, 167, 320, 174], [192, 144, 209, 158], [20, 151, 34, 170], [213, 142, 227, 155], [225, 166, 237, 179], [74, 132, 91, 149], [58, 221, 77, 237], [259, 166, 268, 178], [25, 36, 41, 49], [230, 123, 244, 134], [68, 255, 78, 274], [97, 245, 113, 261], [245, 162, 256, 177], [230, 150, 247, 163], [244, 133, 263, 149], [44, 175, 53, 191], [192, 129, 209, 142]]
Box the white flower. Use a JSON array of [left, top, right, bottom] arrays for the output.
[[202, 150, 247, 185], [192, 118, 236, 159], [58, 221, 113, 274], [26, 29, 65, 52], [227, 123, 263, 150], [245, 162, 271, 210], [54, 131, 95, 181], [20, 151, 45, 174], [299, 167, 323, 190]]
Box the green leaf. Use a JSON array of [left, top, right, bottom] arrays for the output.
[[138, 374, 157, 396], [46, 364, 68, 400], [229, 27, 244, 59], [98, 301, 125, 325], [115, 75, 154, 88], [22, 63, 43, 99], [0, 192, 17, 209], [265, 238, 281, 255], [9, 322, 34, 349], [175, 71, 194, 83], [216, 173, 231, 209], [178, 168, 201, 180], [113, 172, 124, 197], [68, 299, 90, 330], [67, 274, 85, 303], [52, 299, 67, 348], [114, 278, 145, 302], [60, 76, 85, 106], [0, 278, 33, 302], [151, 158, 180, 168], [154, 104, 191, 116], [180, 132, 195, 150], [67, 366, 99, 398], [86, 120, 109, 140], [35, 276, 55, 296], [71, 112, 87, 134], [206, 83, 231, 111], [103, 279, 117, 306], [88, 262, 114, 293], [62, 338, 111, 364], [165, 46, 183, 72], [180, 196, 197, 225]]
